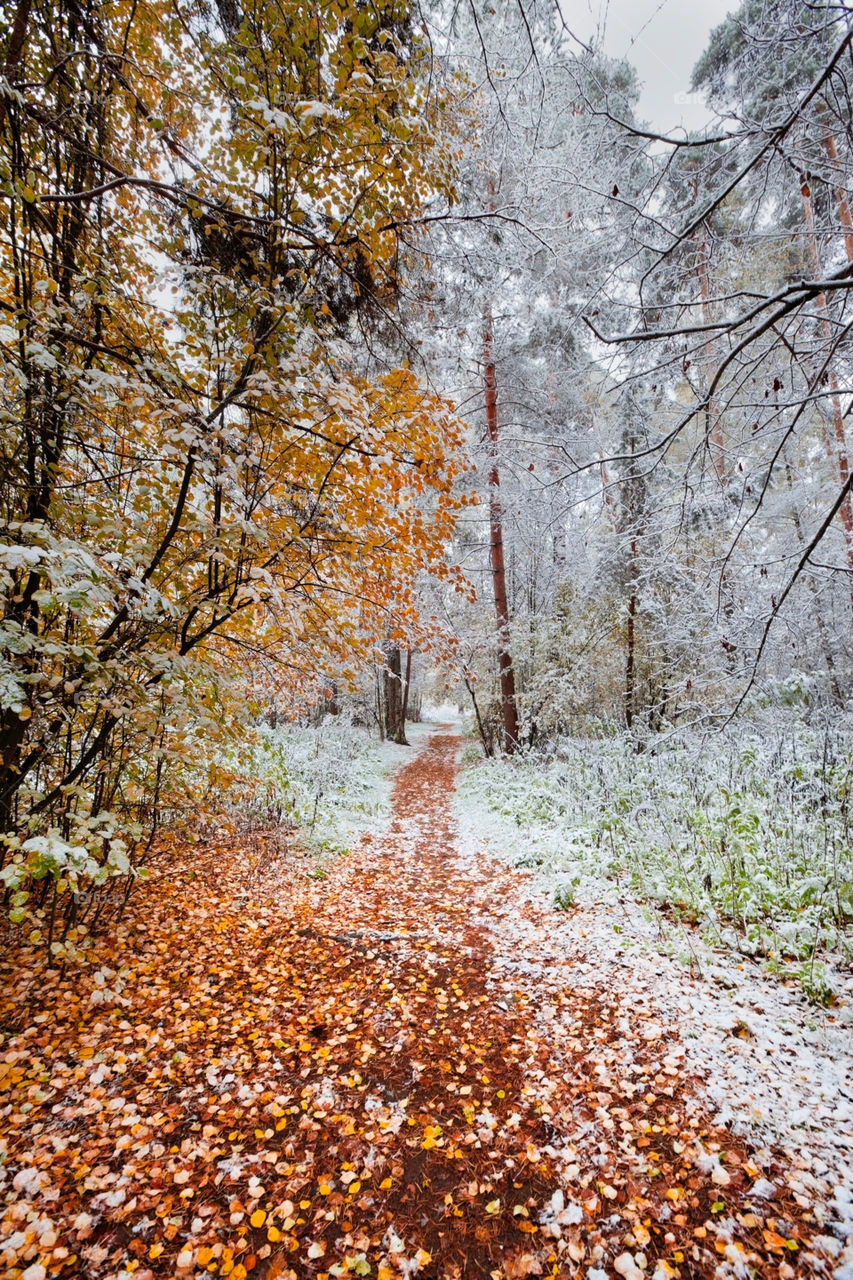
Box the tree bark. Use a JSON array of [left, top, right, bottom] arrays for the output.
[[0, 0, 31, 131], [820, 127, 853, 262], [483, 305, 519, 754], [383, 644, 409, 745], [400, 648, 412, 729]]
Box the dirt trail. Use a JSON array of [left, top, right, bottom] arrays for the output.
[[0, 730, 841, 1280]]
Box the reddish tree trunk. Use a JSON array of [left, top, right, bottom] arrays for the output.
[[820, 128, 853, 262], [483, 307, 519, 754]]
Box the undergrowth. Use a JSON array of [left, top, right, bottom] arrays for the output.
[[228, 715, 396, 853], [458, 718, 853, 998]]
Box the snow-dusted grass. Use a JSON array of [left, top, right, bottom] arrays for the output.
[[456, 720, 853, 999]]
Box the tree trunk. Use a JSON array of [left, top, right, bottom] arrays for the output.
[[383, 644, 409, 745], [400, 648, 412, 728], [374, 664, 385, 740], [820, 127, 853, 262], [0, 0, 31, 131], [483, 305, 519, 754]]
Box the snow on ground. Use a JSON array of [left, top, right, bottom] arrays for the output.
[[450, 738, 853, 1274]]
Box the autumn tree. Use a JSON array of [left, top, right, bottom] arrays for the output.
[[0, 0, 468, 920]]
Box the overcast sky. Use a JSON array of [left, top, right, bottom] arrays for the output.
[[570, 0, 734, 131]]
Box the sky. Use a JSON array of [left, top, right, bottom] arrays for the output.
[[571, 0, 734, 131]]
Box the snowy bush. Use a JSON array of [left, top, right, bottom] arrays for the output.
[[225, 715, 397, 852]]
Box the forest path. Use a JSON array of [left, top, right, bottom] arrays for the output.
[[0, 730, 840, 1280]]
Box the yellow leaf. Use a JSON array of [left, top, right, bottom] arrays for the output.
[[250, 1209, 266, 1228], [485, 1199, 501, 1214], [380, 1177, 392, 1190]]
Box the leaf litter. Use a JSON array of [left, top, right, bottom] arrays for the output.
[[1, 729, 851, 1279]]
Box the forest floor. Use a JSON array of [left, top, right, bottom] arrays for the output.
[[1, 728, 852, 1280]]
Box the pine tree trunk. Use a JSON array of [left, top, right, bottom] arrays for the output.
[[820, 127, 853, 262], [483, 305, 519, 754]]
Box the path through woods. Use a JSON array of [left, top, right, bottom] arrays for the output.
[[0, 731, 845, 1279]]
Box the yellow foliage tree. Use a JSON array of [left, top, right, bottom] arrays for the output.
[[0, 0, 469, 901]]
